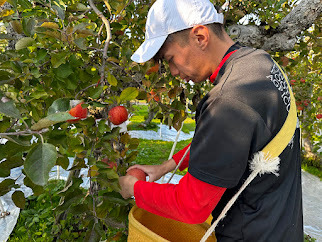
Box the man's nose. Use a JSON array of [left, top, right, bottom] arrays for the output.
[[169, 63, 179, 77]]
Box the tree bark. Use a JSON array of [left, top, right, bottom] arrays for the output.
[[228, 0, 322, 51], [143, 109, 157, 126]]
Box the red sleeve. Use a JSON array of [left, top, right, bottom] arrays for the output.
[[134, 172, 226, 224], [172, 143, 191, 171]]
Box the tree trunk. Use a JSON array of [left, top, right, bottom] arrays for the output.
[[228, 0, 322, 51], [143, 109, 157, 126]]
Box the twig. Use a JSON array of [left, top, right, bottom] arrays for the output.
[[88, 0, 112, 85], [5, 119, 19, 132], [97, 24, 104, 41], [0, 128, 49, 137], [75, 83, 97, 99], [38, 133, 44, 143], [21, 118, 30, 130]]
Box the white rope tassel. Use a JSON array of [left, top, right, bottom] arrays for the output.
[[250, 151, 280, 176], [200, 151, 280, 242]]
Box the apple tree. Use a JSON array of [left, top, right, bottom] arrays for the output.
[[0, 0, 158, 240]]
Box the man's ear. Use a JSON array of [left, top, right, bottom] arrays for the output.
[[190, 25, 209, 50]]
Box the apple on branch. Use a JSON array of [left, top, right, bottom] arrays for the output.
[[108, 106, 128, 125]]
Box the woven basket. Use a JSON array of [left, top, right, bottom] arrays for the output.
[[128, 205, 216, 241]]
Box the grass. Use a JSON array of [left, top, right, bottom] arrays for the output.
[[134, 138, 192, 176], [304, 234, 317, 242], [302, 163, 322, 180]]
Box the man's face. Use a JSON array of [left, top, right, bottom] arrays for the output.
[[160, 37, 210, 83]]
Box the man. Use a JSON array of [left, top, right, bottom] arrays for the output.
[[119, 0, 303, 241]]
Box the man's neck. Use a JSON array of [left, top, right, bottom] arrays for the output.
[[208, 35, 235, 74]]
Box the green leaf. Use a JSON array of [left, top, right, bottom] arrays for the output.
[[48, 98, 71, 115], [22, 18, 36, 37], [98, 191, 129, 205], [120, 87, 139, 102], [31, 112, 75, 130], [68, 204, 88, 215], [15, 37, 35, 50], [74, 38, 87, 50], [0, 156, 24, 177], [17, 0, 32, 9], [52, 5, 65, 20], [98, 167, 119, 179], [56, 156, 69, 170], [0, 141, 31, 160], [0, 179, 15, 196], [24, 143, 58, 186], [89, 85, 103, 99], [54, 63, 73, 78], [0, 98, 21, 118], [35, 49, 48, 62], [69, 3, 88, 11], [12, 190, 25, 209], [84, 221, 101, 242], [0, 135, 30, 146], [51, 52, 68, 68], [0, 70, 14, 85], [56, 189, 83, 211], [107, 72, 118, 86]]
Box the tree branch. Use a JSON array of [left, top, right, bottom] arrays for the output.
[[0, 128, 49, 137], [228, 0, 322, 51], [88, 0, 112, 85]]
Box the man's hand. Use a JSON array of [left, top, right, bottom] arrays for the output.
[[119, 175, 138, 199], [127, 158, 177, 183], [119, 158, 177, 199]]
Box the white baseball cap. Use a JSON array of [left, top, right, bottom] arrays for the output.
[[131, 0, 224, 63]]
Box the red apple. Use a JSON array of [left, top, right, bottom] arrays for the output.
[[126, 168, 147, 181], [300, 78, 305, 83], [67, 102, 88, 123], [316, 114, 322, 119], [108, 106, 128, 125]]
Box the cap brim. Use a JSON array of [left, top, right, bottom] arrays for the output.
[[131, 35, 168, 63]]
